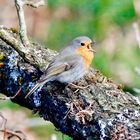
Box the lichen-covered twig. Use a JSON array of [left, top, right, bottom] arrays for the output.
[[14, 0, 45, 46], [0, 27, 25, 56], [15, 0, 30, 46], [0, 27, 37, 67]]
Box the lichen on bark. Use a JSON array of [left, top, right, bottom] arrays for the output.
[[0, 27, 140, 140]]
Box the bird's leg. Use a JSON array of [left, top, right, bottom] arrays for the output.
[[68, 83, 89, 89]]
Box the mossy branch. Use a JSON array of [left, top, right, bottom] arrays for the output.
[[0, 27, 140, 140]]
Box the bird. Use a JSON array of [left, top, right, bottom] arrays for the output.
[[25, 36, 96, 98]]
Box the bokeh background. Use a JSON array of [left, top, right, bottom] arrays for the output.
[[0, 0, 140, 139]]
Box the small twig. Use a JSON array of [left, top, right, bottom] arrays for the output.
[[15, 0, 30, 46], [75, 110, 93, 124], [0, 113, 7, 140], [0, 129, 25, 140], [68, 83, 90, 89], [14, 0, 45, 46], [63, 109, 71, 120], [24, 0, 45, 8], [133, 22, 140, 49], [10, 88, 22, 99], [0, 113, 26, 140], [0, 88, 22, 100]]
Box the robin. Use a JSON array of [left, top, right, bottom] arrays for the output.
[[25, 36, 96, 98]]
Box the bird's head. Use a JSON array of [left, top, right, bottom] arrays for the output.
[[71, 36, 96, 68]]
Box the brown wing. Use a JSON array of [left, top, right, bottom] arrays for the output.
[[25, 63, 70, 98], [39, 62, 70, 83]]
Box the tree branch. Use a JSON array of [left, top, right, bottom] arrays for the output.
[[0, 27, 57, 71], [0, 27, 140, 140]]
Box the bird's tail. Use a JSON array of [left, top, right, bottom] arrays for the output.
[[25, 80, 47, 98]]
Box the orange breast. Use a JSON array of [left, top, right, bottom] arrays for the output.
[[77, 47, 94, 69]]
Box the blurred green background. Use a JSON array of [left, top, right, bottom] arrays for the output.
[[0, 0, 140, 139]]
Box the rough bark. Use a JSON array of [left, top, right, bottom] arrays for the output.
[[0, 27, 140, 140]]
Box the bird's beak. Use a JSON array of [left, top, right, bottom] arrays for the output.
[[89, 49, 96, 53]]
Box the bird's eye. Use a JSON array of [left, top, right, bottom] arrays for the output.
[[81, 43, 85, 46]]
